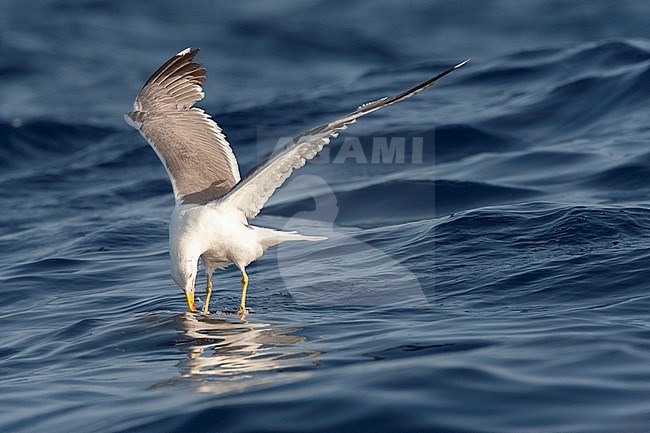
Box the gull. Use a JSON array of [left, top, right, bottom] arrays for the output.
[[125, 48, 467, 315]]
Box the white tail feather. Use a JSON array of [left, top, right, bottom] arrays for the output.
[[253, 226, 326, 250]]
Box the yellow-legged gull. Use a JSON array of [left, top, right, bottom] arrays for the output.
[[125, 48, 467, 315]]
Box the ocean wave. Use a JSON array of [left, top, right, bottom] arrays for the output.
[[0, 121, 115, 170], [3, 9, 650, 432]]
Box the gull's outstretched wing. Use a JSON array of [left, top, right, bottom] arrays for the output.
[[125, 48, 240, 205], [217, 59, 469, 219]]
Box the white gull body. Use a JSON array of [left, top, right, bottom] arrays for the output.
[[125, 48, 467, 315]]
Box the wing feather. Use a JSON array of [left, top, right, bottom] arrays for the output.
[[217, 59, 469, 219], [125, 48, 240, 205]]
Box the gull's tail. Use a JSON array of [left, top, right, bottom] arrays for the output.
[[254, 226, 326, 250]]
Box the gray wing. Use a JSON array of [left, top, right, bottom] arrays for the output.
[[125, 48, 240, 205], [217, 59, 469, 219]]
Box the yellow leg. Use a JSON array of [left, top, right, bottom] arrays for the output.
[[237, 269, 248, 315], [202, 275, 213, 315]]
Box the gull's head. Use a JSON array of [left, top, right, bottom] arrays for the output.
[[171, 257, 198, 313]]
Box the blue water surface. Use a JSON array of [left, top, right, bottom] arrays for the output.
[[2, 1, 650, 432]]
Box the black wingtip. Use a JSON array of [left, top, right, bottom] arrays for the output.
[[391, 58, 469, 101]]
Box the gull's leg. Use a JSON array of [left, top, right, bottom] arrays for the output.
[[202, 274, 213, 315], [236, 269, 249, 315]]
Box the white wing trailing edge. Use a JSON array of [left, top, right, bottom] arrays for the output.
[[217, 59, 469, 219]]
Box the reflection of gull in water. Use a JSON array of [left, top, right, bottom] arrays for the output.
[[161, 313, 317, 394], [125, 48, 468, 315]]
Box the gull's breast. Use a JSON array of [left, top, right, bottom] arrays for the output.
[[179, 205, 263, 268]]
